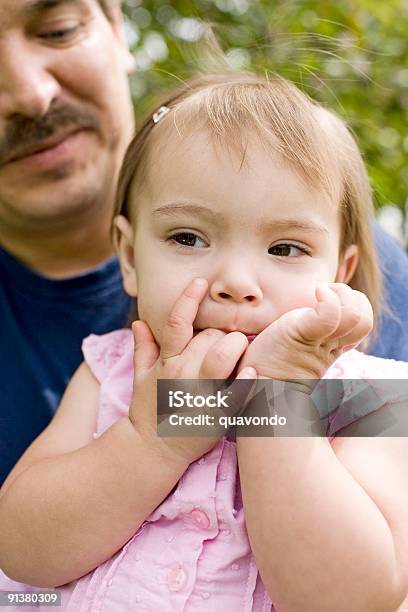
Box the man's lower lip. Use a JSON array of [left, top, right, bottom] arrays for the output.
[[8, 131, 82, 170]]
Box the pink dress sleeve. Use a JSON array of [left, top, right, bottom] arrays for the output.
[[82, 329, 135, 436], [324, 349, 408, 440], [82, 329, 133, 383]]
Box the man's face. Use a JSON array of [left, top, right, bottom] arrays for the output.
[[120, 127, 357, 346], [0, 0, 134, 225]]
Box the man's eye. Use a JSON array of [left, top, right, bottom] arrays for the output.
[[39, 26, 79, 41], [170, 232, 208, 248], [268, 244, 307, 257]]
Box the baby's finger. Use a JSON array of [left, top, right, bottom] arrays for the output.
[[236, 367, 257, 380], [221, 370, 259, 420], [331, 283, 374, 346], [295, 284, 341, 342], [328, 285, 373, 347], [160, 278, 208, 361], [199, 332, 249, 379], [181, 328, 226, 371], [326, 284, 363, 339], [132, 320, 160, 380]]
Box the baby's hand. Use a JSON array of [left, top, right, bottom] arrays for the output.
[[238, 283, 373, 381], [129, 279, 256, 466]]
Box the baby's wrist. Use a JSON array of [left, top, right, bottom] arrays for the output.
[[126, 415, 192, 471], [237, 379, 325, 437], [255, 368, 320, 386]]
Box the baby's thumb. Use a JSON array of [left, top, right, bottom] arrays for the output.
[[132, 320, 160, 375], [295, 284, 341, 341]]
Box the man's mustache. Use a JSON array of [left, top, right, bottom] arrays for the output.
[[0, 103, 100, 165]]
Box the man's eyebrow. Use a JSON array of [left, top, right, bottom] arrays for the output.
[[152, 203, 222, 223], [22, 0, 87, 16]]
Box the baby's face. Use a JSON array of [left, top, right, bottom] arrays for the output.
[[120, 128, 357, 345]]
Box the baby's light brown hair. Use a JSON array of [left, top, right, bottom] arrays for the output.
[[114, 71, 382, 338]]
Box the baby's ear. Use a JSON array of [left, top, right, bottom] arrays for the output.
[[335, 244, 359, 283], [113, 215, 138, 297]]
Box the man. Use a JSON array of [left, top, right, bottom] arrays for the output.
[[0, 0, 408, 486], [371, 224, 408, 361], [0, 0, 133, 485]]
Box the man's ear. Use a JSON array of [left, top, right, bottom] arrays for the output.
[[109, 3, 136, 75], [335, 244, 359, 283], [113, 215, 138, 297]]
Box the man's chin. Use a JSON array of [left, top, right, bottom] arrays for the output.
[[0, 179, 111, 225]]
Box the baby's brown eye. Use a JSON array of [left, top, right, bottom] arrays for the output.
[[172, 232, 207, 248], [268, 244, 304, 257], [174, 233, 197, 246]]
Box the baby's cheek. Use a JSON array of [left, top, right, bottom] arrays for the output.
[[280, 284, 319, 312], [136, 296, 158, 334], [138, 298, 176, 347]]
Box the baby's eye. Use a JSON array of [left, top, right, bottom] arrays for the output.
[[170, 232, 208, 248], [268, 243, 307, 257]]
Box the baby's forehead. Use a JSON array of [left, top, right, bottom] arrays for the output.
[[150, 91, 344, 187], [142, 105, 343, 208], [151, 122, 283, 176], [132, 133, 341, 240]]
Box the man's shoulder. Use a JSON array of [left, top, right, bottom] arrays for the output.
[[371, 223, 408, 360], [373, 221, 408, 276]]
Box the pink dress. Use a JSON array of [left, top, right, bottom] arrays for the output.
[[1, 328, 408, 611]]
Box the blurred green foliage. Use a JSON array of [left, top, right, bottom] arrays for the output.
[[123, 0, 408, 210]]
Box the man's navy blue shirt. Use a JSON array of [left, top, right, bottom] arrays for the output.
[[0, 223, 408, 485], [370, 224, 408, 360], [0, 247, 132, 485]]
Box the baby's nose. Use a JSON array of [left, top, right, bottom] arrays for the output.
[[209, 275, 263, 304]]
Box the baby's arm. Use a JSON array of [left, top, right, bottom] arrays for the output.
[[236, 285, 408, 609], [237, 422, 408, 611], [0, 279, 251, 588], [0, 363, 189, 588]]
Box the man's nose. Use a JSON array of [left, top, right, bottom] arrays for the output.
[[209, 260, 263, 304], [0, 40, 61, 118]]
